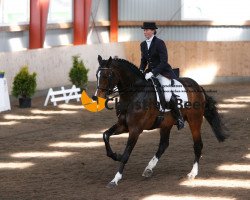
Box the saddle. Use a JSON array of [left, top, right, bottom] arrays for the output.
[[149, 67, 180, 111], [149, 69, 181, 129]]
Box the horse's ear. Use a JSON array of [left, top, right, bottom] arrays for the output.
[[106, 56, 112, 67], [98, 55, 102, 65]]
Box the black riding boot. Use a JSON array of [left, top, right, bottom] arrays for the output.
[[169, 95, 185, 130]]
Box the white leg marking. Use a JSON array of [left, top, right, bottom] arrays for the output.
[[111, 172, 122, 185], [94, 71, 101, 96], [147, 155, 159, 170], [187, 162, 198, 179], [142, 155, 159, 177]]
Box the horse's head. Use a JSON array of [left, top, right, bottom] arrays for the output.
[[95, 55, 119, 98]]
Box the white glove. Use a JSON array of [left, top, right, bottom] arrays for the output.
[[145, 72, 153, 80]]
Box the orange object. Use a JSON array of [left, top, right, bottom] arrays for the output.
[[81, 91, 106, 112]]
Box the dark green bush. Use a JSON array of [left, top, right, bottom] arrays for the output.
[[12, 66, 37, 98], [69, 56, 89, 90]]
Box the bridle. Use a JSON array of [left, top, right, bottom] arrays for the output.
[[96, 67, 117, 97], [96, 66, 137, 99]]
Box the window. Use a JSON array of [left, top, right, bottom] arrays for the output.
[[0, 0, 3, 24], [182, 0, 250, 21], [1, 0, 29, 25], [48, 0, 73, 23]]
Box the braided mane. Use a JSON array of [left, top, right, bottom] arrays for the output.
[[113, 58, 145, 79]]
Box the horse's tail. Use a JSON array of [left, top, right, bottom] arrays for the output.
[[201, 87, 227, 142]]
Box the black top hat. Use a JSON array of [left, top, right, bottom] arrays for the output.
[[141, 22, 158, 29]]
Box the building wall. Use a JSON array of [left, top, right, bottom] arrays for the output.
[[0, 31, 29, 52], [91, 0, 109, 21], [44, 29, 73, 47], [1, 41, 250, 93], [0, 0, 110, 52], [124, 41, 250, 84], [119, 26, 250, 42], [1, 0, 250, 52], [118, 0, 182, 21], [118, 0, 250, 21], [0, 42, 126, 91]]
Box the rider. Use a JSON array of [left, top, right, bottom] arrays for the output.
[[139, 22, 184, 130]]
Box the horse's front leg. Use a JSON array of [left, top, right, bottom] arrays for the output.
[[103, 123, 127, 161], [106, 130, 140, 188]]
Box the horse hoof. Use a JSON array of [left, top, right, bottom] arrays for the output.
[[142, 169, 153, 178], [187, 173, 196, 180], [106, 181, 117, 189]]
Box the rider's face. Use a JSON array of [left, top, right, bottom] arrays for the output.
[[143, 29, 154, 39]]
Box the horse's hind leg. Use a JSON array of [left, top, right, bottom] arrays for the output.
[[142, 126, 172, 178], [187, 117, 203, 179]]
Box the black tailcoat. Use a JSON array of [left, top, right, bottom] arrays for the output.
[[140, 36, 176, 79]]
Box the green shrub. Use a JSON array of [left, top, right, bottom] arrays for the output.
[[0, 70, 4, 78], [12, 66, 37, 98], [69, 56, 89, 90]]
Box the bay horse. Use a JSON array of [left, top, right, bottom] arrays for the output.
[[95, 55, 226, 188]]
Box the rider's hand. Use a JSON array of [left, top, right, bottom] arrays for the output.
[[145, 72, 153, 80], [140, 69, 144, 74]]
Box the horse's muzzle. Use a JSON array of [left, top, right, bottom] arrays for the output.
[[95, 89, 107, 99]]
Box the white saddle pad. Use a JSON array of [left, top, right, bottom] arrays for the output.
[[152, 74, 188, 112]]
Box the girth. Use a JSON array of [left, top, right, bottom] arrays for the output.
[[150, 112, 165, 129]]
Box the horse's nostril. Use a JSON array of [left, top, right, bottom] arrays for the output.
[[92, 95, 98, 101]]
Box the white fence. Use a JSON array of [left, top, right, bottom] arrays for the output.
[[44, 85, 81, 106]]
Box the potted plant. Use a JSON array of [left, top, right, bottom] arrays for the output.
[[69, 55, 89, 92], [0, 70, 5, 78], [12, 66, 37, 108]]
